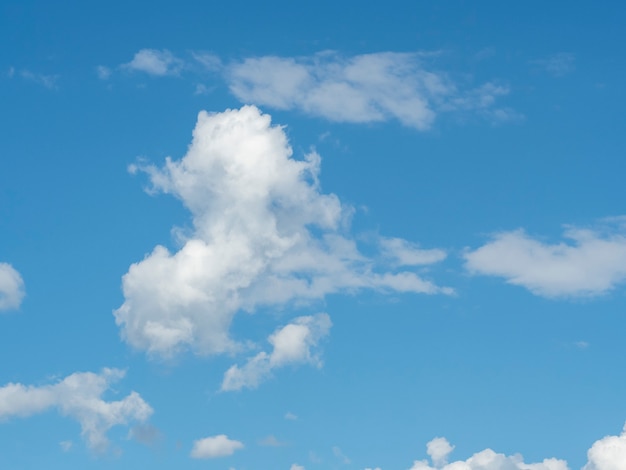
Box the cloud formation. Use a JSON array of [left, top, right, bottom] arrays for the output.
[[0, 369, 152, 451], [409, 437, 567, 470], [464, 221, 626, 297], [123, 49, 183, 76], [0, 263, 25, 311], [115, 105, 449, 359], [221, 313, 331, 391], [190, 434, 243, 458], [227, 52, 514, 129], [584, 423, 626, 470]]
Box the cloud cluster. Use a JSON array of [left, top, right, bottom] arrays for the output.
[[0, 369, 152, 451], [222, 313, 331, 391], [190, 434, 243, 458], [409, 437, 567, 470], [464, 221, 626, 297], [0, 263, 25, 311], [227, 52, 514, 129], [115, 105, 448, 359]]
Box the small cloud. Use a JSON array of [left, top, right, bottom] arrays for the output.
[[464, 219, 626, 298], [221, 313, 332, 391], [96, 65, 112, 80], [575, 341, 589, 349], [291, 465, 305, 470], [285, 412, 298, 420], [332, 446, 351, 464], [258, 435, 286, 447], [530, 53, 575, 77], [7, 66, 15, 78], [0, 262, 25, 312], [426, 437, 455, 467], [190, 434, 243, 459], [192, 52, 222, 71], [194, 83, 213, 95], [59, 440, 73, 452], [122, 49, 183, 76], [20, 70, 59, 89]]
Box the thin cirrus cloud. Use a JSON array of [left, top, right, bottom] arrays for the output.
[[0, 262, 25, 312], [0, 368, 152, 451], [221, 313, 331, 391], [464, 220, 626, 298], [114, 105, 450, 360], [226, 52, 517, 129], [190, 434, 244, 459]]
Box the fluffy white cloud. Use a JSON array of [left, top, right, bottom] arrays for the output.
[[227, 52, 513, 129], [426, 437, 455, 467], [123, 49, 183, 76], [0, 369, 152, 451], [409, 437, 568, 470], [190, 434, 243, 458], [380, 237, 447, 266], [0, 263, 25, 311], [583, 423, 626, 470], [464, 222, 626, 297], [221, 313, 331, 391], [115, 105, 449, 358]]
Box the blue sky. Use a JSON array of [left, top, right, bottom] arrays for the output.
[[1, 1, 626, 469]]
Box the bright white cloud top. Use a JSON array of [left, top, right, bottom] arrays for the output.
[[114, 105, 449, 359], [221, 313, 331, 391], [0, 369, 152, 451], [464, 222, 626, 298], [227, 52, 513, 129], [190, 434, 244, 459], [0, 262, 25, 311]]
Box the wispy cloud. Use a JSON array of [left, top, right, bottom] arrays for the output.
[[227, 52, 515, 129], [530, 53, 575, 77], [19, 70, 59, 89], [464, 219, 626, 297], [0, 369, 152, 451]]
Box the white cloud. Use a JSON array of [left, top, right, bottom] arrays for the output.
[[0, 369, 152, 451], [0, 263, 25, 311], [285, 412, 298, 420], [291, 465, 305, 470], [115, 105, 449, 359], [227, 52, 513, 129], [464, 221, 626, 298], [584, 423, 626, 470], [221, 313, 331, 391], [123, 49, 183, 76], [190, 434, 243, 459], [409, 437, 568, 470], [426, 437, 454, 467]]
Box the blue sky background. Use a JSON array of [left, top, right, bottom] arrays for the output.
[[1, 1, 626, 469]]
